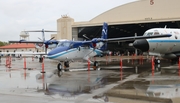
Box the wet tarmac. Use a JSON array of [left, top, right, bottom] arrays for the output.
[[0, 56, 180, 103]]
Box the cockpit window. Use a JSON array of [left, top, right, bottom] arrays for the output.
[[147, 32, 153, 36], [57, 42, 71, 47], [143, 32, 153, 36]]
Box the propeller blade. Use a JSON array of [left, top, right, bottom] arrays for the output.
[[83, 34, 90, 40], [45, 47, 47, 54], [38, 37, 42, 41], [50, 37, 55, 40]]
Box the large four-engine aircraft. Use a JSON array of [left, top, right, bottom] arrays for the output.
[[133, 28, 180, 64], [9, 22, 171, 71]]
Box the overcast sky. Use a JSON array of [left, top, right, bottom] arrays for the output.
[[0, 0, 137, 42]]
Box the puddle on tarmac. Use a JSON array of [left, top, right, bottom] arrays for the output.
[[108, 58, 180, 100], [0, 56, 180, 100], [36, 70, 124, 97]]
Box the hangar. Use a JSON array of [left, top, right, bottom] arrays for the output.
[[55, 0, 180, 55]]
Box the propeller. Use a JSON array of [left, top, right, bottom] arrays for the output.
[[44, 37, 55, 54], [24, 29, 58, 54], [38, 37, 42, 41]]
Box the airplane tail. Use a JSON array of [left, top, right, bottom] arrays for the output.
[[100, 22, 108, 50]]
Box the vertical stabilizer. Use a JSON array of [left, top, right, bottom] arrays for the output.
[[101, 22, 108, 39], [100, 22, 108, 50]]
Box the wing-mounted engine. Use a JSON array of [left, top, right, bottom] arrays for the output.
[[92, 42, 104, 49], [91, 38, 105, 49], [161, 53, 177, 59], [35, 43, 44, 49]]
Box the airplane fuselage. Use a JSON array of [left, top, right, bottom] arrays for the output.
[[47, 41, 103, 61], [148, 28, 180, 53], [48, 47, 102, 61], [134, 28, 180, 59]]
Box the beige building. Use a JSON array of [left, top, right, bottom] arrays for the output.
[[0, 43, 37, 52]]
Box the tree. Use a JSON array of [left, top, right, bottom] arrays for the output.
[[0, 41, 9, 47]]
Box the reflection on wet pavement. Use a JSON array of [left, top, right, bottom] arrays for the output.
[[105, 57, 180, 103], [0, 56, 180, 103], [36, 70, 116, 97]]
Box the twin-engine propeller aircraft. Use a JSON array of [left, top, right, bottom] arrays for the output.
[[9, 22, 171, 71], [133, 28, 180, 64]]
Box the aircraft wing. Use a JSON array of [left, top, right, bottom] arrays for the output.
[[9, 39, 59, 44], [9, 40, 43, 43], [104, 34, 171, 42], [82, 34, 171, 44], [1, 52, 46, 55]]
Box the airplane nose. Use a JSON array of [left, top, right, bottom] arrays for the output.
[[133, 39, 149, 52]]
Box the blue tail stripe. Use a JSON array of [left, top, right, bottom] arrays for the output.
[[100, 22, 108, 50]]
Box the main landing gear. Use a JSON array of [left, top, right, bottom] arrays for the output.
[[93, 61, 99, 70], [154, 57, 160, 65], [56, 60, 99, 72], [39, 55, 44, 63], [56, 61, 69, 77], [39, 57, 43, 62], [57, 61, 70, 72]]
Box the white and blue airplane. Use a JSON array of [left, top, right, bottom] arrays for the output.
[[133, 28, 180, 64], [9, 22, 171, 71]]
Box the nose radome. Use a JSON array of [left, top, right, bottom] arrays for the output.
[[133, 39, 149, 52]]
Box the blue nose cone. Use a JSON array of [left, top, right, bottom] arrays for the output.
[[47, 47, 69, 59]]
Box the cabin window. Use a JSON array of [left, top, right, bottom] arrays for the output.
[[154, 32, 159, 35], [64, 42, 71, 47], [154, 32, 160, 35], [175, 35, 178, 39], [69, 43, 74, 48]]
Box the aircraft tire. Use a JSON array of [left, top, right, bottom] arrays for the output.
[[154, 59, 160, 64], [64, 61, 69, 67], [39, 58, 43, 62], [94, 61, 99, 68], [57, 63, 62, 71]]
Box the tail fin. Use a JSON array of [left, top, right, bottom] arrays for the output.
[[100, 22, 108, 50], [101, 22, 108, 39]]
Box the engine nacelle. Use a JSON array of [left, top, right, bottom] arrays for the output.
[[93, 42, 104, 49], [161, 53, 177, 59], [35, 43, 57, 49], [35, 43, 44, 49]]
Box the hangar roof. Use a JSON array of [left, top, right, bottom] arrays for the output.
[[73, 0, 180, 27]]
